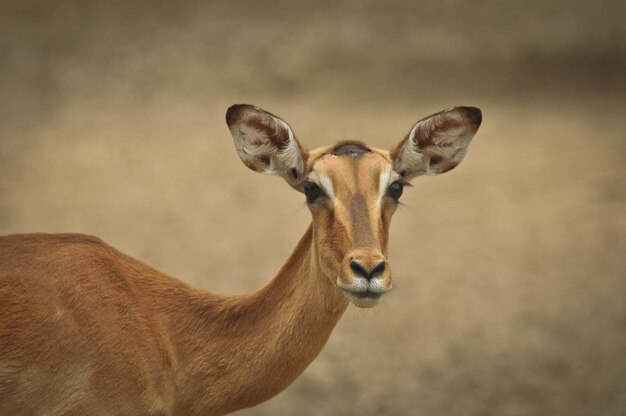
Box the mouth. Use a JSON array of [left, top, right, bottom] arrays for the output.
[[341, 289, 384, 308], [337, 276, 392, 308]]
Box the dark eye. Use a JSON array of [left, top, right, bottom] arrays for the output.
[[388, 181, 404, 200], [303, 181, 324, 203]]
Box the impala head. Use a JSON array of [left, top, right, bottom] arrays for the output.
[[226, 104, 481, 308]]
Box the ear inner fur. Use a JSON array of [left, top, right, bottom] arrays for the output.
[[391, 106, 482, 179], [226, 104, 308, 186]]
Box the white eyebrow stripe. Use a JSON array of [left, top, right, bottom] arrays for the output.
[[318, 174, 335, 201], [378, 169, 392, 202]]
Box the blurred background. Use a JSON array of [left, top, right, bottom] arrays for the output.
[[1, 0, 625, 414]]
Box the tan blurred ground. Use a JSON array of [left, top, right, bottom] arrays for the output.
[[1, 1, 625, 415]]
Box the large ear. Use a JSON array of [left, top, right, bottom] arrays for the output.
[[226, 104, 308, 187], [390, 106, 482, 180]]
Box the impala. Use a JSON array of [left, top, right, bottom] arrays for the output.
[[0, 104, 481, 415]]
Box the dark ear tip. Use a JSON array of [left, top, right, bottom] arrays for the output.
[[458, 106, 482, 130], [226, 104, 254, 126]]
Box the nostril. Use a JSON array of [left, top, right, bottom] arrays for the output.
[[350, 260, 386, 280], [370, 261, 386, 277], [350, 260, 369, 279]]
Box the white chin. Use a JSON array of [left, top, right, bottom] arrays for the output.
[[344, 291, 383, 308]]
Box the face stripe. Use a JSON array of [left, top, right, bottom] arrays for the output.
[[349, 194, 377, 248]]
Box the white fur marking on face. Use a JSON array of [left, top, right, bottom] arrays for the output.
[[318, 174, 335, 201], [368, 277, 392, 294], [378, 169, 392, 202], [336, 277, 368, 293]]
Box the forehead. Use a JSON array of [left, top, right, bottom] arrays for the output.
[[307, 141, 392, 190]]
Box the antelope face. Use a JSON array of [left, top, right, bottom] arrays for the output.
[[301, 144, 398, 307], [226, 104, 481, 308]]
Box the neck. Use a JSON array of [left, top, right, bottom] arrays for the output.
[[165, 225, 349, 415]]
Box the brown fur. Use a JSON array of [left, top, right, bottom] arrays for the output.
[[0, 230, 347, 415]]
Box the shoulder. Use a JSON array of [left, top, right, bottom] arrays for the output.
[[1, 232, 106, 246], [0, 232, 111, 256], [0, 233, 124, 271]]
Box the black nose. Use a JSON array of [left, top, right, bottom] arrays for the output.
[[350, 260, 386, 280]]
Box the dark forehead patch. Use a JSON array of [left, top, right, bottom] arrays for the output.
[[331, 141, 371, 158]]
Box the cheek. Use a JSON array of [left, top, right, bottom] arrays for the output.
[[379, 207, 395, 253], [311, 208, 348, 266]]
